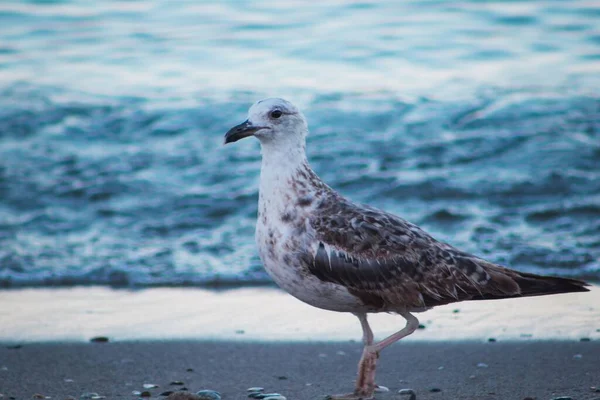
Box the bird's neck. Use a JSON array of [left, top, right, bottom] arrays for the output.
[[259, 141, 308, 191], [258, 143, 324, 218]]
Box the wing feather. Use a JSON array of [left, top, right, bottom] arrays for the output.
[[303, 197, 588, 311]]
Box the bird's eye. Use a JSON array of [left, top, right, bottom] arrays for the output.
[[270, 110, 282, 119]]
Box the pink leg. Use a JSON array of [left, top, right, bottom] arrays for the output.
[[327, 311, 420, 400]]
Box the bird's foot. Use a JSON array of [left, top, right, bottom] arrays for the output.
[[323, 393, 373, 400]]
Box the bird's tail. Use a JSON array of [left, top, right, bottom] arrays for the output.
[[479, 264, 591, 301], [509, 270, 590, 297]]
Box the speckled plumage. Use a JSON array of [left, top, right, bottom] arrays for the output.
[[225, 98, 590, 400]]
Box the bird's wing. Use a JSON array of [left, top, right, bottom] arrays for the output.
[[304, 198, 588, 310]]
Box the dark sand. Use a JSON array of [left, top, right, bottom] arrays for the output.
[[1, 341, 599, 400]]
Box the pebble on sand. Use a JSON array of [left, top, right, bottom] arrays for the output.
[[477, 362, 489, 368], [246, 387, 264, 392], [248, 393, 282, 399], [89, 337, 109, 343], [551, 397, 574, 400], [262, 396, 286, 400], [80, 393, 105, 400], [143, 384, 159, 389], [398, 388, 416, 400], [195, 390, 221, 400], [374, 386, 390, 393], [170, 381, 185, 386], [430, 387, 442, 392], [166, 393, 202, 400]]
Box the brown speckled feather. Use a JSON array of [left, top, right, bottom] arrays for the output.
[[304, 191, 589, 312]]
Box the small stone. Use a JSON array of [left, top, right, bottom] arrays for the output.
[[195, 390, 221, 400], [551, 397, 573, 400], [580, 337, 591, 342], [166, 393, 201, 400], [469, 375, 476, 379], [477, 362, 488, 368], [89, 337, 109, 343], [592, 386, 600, 393], [573, 354, 583, 359], [33, 395, 45, 399], [263, 397, 286, 400], [398, 389, 416, 400], [143, 384, 159, 389], [186, 368, 194, 372], [430, 387, 442, 392], [80, 394, 100, 400], [438, 366, 444, 370], [417, 324, 426, 329], [246, 388, 264, 393], [64, 379, 74, 383], [170, 382, 185, 386], [132, 392, 141, 396], [140, 392, 151, 398], [374, 385, 389, 393], [522, 397, 535, 400], [0, 366, 7, 371], [160, 392, 174, 397], [336, 351, 346, 356], [277, 375, 288, 380], [488, 338, 497, 342], [248, 394, 281, 399]]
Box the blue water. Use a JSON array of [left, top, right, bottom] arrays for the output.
[[0, 0, 599, 287]]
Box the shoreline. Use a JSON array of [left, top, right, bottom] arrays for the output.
[[0, 286, 598, 343]]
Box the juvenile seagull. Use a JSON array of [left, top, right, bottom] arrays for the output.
[[224, 98, 590, 400]]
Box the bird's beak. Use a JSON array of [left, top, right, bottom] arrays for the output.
[[224, 120, 261, 144]]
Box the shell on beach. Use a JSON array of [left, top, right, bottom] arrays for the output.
[[195, 390, 222, 400]]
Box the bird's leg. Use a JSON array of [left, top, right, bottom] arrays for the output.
[[326, 312, 420, 400], [325, 313, 377, 400], [356, 312, 374, 346], [367, 311, 419, 354]]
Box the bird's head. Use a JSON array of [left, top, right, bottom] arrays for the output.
[[224, 98, 308, 147]]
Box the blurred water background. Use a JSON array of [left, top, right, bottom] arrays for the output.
[[0, 0, 599, 287]]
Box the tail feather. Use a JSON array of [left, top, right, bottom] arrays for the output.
[[471, 265, 590, 301], [512, 271, 590, 297]]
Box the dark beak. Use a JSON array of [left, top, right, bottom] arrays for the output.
[[224, 120, 260, 144]]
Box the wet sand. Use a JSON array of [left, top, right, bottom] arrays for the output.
[[0, 287, 598, 342], [1, 340, 599, 399], [0, 287, 598, 399]]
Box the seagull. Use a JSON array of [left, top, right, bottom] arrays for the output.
[[223, 98, 590, 400]]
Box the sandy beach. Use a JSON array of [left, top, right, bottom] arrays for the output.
[[0, 287, 599, 399], [1, 340, 599, 400]]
